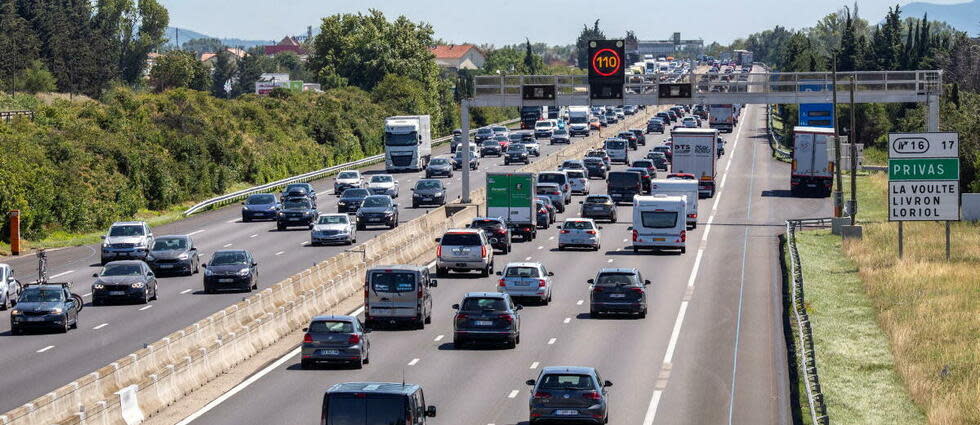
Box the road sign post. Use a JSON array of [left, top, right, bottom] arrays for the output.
[[888, 132, 959, 260]]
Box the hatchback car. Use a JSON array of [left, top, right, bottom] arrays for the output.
[[453, 292, 522, 348], [630, 129, 647, 145], [412, 179, 448, 208], [526, 366, 612, 424], [241, 193, 279, 222], [617, 131, 638, 150], [355, 195, 398, 229], [91, 260, 158, 305], [334, 171, 363, 195], [452, 149, 480, 170], [559, 160, 585, 172], [652, 145, 672, 162], [582, 157, 607, 180], [468, 217, 512, 254], [496, 262, 553, 305], [550, 128, 571, 145], [504, 143, 530, 165], [146, 235, 199, 275], [585, 149, 611, 168], [626, 167, 653, 194], [588, 268, 650, 318], [646, 152, 669, 171], [337, 188, 370, 214], [565, 170, 589, 195], [537, 172, 571, 205], [536, 183, 565, 213], [682, 116, 698, 128], [425, 157, 454, 178], [301, 315, 370, 369], [9, 284, 81, 334], [557, 219, 602, 251], [202, 250, 258, 293], [481, 140, 503, 157], [580, 195, 617, 222], [367, 174, 399, 198], [535, 196, 557, 224], [535, 199, 553, 229], [311, 213, 356, 245], [646, 118, 665, 134]]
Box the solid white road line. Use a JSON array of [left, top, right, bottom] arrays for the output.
[[663, 302, 689, 364], [408, 358, 420, 366], [250, 234, 257, 238], [187, 230, 206, 236], [226, 218, 238, 223], [507, 390, 520, 398], [537, 246, 543, 250], [275, 251, 285, 256], [36, 345, 54, 353], [530, 361, 539, 369], [300, 242, 309, 246], [139, 305, 153, 311], [548, 236, 555, 240], [607, 259, 614, 263], [223, 243, 232, 248], [180, 289, 193, 294], [175, 305, 367, 425], [547, 338, 557, 345], [687, 250, 704, 288], [642, 390, 664, 425], [525, 256, 532, 261], [49, 270, 75, 279], [93, 323, 108, 330], [434, 335, 444, 342]]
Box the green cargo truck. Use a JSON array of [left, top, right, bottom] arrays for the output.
[[487, 173, 538, 241]]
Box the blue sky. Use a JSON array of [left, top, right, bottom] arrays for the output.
[[159, 0, 973, 45]]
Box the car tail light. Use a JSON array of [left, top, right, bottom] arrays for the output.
[[499, 314, 514, 323], [363, 284, 370, 306], [481, 246, 488, 258], [586, 230, 597, 235], [303, 333, 313, 343], [455, 313, 468, 323], [593, 286, 604, 293], [632, 230, 639, 242], [495, 228, 507, 235], [538, 279, 547, 287], [583, 391, 602, 400], [630, 287, 645, 294], [560, 230, 570, 234], [539, 208, 547, 214], [681, 230, 687, 242], [499, 279, 506, 287], [533, 392, 552, 399], [348, 334, 361, 344], [688, 213, 697, 219]]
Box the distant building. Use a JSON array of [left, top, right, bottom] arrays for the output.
[[263, 36, 306, 56], [429, 44, 486, 70], [144, 52, 163, 77], [200, 47, 247, 67], [634, 33, 704, 58]]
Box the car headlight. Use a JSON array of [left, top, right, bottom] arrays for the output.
[[304, 211, 312, 216], [93, 283, 105, 289], [50, 307, 63, 314], [131, 282, 145, 289], [205, 268, 214, 276], [10, 309, 22, 316], [238, 268, 251, 276], [338, 201, 347, 205], [242, 205, 249, 210], [434, 192, 444, 197], [178, 253, 189, 260], [278, 212, 285, 217]]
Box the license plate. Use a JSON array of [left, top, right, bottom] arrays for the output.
[[653, 238, 666, 242], [610, 294, 626, 298], [515, 281, 530, 286], [109, 291, 126, 296], [289, 217, 300, 221], [158, 264, 173, 269], [317, 349, 340, 356], [556, 410, 578, 416], [422, 198, 432, 201], [807, 184, 817, 188], [26, 316, 46, 321], [474, 320, 493, 326], [456, 263, 468, 267], [369, 218, 381, 222], [218, 278, 234, 283]]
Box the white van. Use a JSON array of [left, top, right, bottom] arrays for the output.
[[603, 138, 629, 164], [629, 195, 687, 254], [649, 179, 699, 229]]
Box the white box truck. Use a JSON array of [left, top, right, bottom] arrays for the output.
[[384, 115, 432, 172], [629, 195, 688, 254], [567, 106, 591, 137], [791, 126, 834, 197], [650, 179, 699, 229], [671, 128, 719, 198], [708, 104, 735, 133]]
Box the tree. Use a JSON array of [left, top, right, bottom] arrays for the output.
[[118, 0, 169, 85], [13, 60, 56, 93], [211, 50, 236, 98], [523, 38, 539, 75], [575, 20, 605, 69], [182, 38, 224, 55], [232, 51, 264, 97], [483, 47, 523, 73], [0, 1, 40, 90], [149, 50, 210, 92]]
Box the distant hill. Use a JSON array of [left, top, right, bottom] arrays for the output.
[[163, 27, 274, 49], [899, 0, 979, 35]]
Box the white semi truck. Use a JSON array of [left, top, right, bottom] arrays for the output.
[[567, 106, 591, 137], [708, 104, 735, 133], [384, 115, 432, 172], [671, 128, 719, 198], [791, 126, 834, 197]]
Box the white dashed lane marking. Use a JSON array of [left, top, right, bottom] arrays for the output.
[[36, 345, 54, 353], [93, 323, 108, 330], [408, 358, 420, 366], [223, 243, 232, 248], [563, 317, 571, 324], [275, 251, 285, 256], [507, 390, 520, 398], [530, 361, 539, 369], [547, 338, 557, 345], [180, 289, 193, 294], [139, 305, 153, 311], [188, 230, 206, 236], [434, 335, 444, 342], [49, 270, 74, 279]]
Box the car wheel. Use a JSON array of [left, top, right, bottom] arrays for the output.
[[589, 308, 598, 319], [276, 224, 285, 231], [454, 337, 466, 348], [242, 217, 250, 223], [151, 284, 159, 301], [639, 308, 647, 319], [252, 279, 258, 290], [413, 202, 418, 208], [610, 216, 617, 223], [436, 267, 448, 278], [11, 327, 21, 335], [558, 245, 564, 251], [61, 320, 69, 333], [301, 359, 314, 370], [681, 247, 687, 254], [480, 264, 490, 278], [0, 294, 9, 311], [142, 290, 150, 304]]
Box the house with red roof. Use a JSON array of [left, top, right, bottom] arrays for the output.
[[429, 44, 485, 70], [264, 36, 306, 56]]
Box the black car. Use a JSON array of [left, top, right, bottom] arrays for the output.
[[647, 152, 669, 171], [527, 366, 612, 424], [425, 157, 454, 178], [631, 159, 658, 177], [356, 195, 398, 229], [474, 127, 494, 143], [630, 129, 647, 146], [626, 167, 653, 194], [241, 193, 279, 222], [453, 292, 522, 348], [550, 128, 571, 145], [469, 217, 512, 253], [583, 157, 607, 179], [535, 196, 557, 224], [652, 145, 672, 162], [10, 284, 81, 334], [452, 149, 480, 170], [146, 235, 200, 275], [280, 183, 316, 204], [481, 140, 502, 157], [203, 250, 258, 293], [277, 197, 318, 230], [91, 260, 159, 305], [607, 171, 643, 204], [656, 111, 672, 123], [617, 131, 638, 150], [646, 118, 665, 134], [580, 195, 617, 222], [412, 179, 447, 208], [589, 268, 650, 318], [504, 144, 530, 165], [337, 188, 370, 214]]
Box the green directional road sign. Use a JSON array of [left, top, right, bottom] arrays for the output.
[[888, 158, 959, 181]]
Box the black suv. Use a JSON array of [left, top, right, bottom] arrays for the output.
[[468, 217, 512, 253], [280, 183, 317, 204], [617, 131, 638, 150], [356, 195, 398, 229], [453, 292, 522, 348], [580, 195, 617, 222], [504, 144, 530, 165], [91, 260, 159, 305], [202, 250, 258, 293], [647, 118, 665, 134], [277, 197, 318, 230], [583, 157, 607, 179], [412, 179, 447, 208], [589, 268, 650, 318], [481, 140, 502, 157], [337, 188, 370, 214]]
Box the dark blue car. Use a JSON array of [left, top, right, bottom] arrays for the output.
[[241, 193, 279, 222]]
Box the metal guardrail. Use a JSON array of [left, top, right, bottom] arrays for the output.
[[0, 110, 34, 122], [766, 104, 792, 160], [786, 218, 832, 425], [183, 118, 519, 216]]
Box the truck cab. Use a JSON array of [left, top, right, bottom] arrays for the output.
[[384, 116, 432, 172]]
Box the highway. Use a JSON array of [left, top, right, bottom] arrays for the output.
[[0, 113, 649, 413], [179, 98, 831, 424]]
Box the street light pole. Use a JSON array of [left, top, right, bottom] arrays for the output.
[[849, 76, 858, 225], [461, 97, 471, 204], [831, 53, 844, 217]]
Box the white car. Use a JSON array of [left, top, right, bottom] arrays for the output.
[[565, 170, 590, 195], [0, 264, 22, 310], [557, 218, 602, 251], [367, 174, 399, 198], [310, 213, 357, 245], [334, 170, 364, 195], [682, 116, 698, 128]]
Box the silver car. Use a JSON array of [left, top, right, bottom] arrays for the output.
[[496, 262, 554, 305], [100, 221, 153, 265], [435, 229, 495, 277], [565, 170, 589, 195], [310, 213, 356, 245], [536, 183, 565, 213], [300, 315, 370, 369], [334, 171, 364, 195], [557, 218, 602, 251], [367, 174, 399, 198]]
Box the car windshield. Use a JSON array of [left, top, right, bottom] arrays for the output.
[[361, 197, 391, 208], [585, 196, 611, 204], [472, 220, 504, 230], [595, 272, 640, 287], [505, 266, 540, 278], [566, 171, 585, 179], [618, 133, 633, 138], [634, 161, 653, 168], [317, 215, 348, 225], [654, 147, 670, 152], [508, 145, 525, 152], [384, 131, 417, 146], [460, 297, 507, 312], [563, 221, 595, 230], [102, 263, 143, 276], [477, 128, 493, 135], [605, 141, 625, 150], [370, 175, 393, 183], [19, 288, 64, 303], [341, 189, 369, 198], [562, 161, 582, 168], [583, 158, 602, 165], [535, 122, 552, 129], [286, 184, 309, 192], [538, 374, 596, 391], [338, 172, 359, 179], [152, 238, 187, 251], [109, 225, 144, 237], [492, 126, 507, 132], [509, 134, 522, 141], [326, 396, 408, 424], [441, 233, 481, 245], [537, 185, 559, 194], [370, 271, 416, 292], [554, 129, 568, 135], [538, 174, 566, 184], [607, 172, 640, 185], [210, 252, 248, 266], [430, 158, 449, 166], [283, 199, 311, 209], [309, 320, 354, 333], [416, 180, 442, 190], [246, 194, 276, 205], [641, 211, 679, 228], [482, 141, 499, 147], [627, 168, 649, 177]]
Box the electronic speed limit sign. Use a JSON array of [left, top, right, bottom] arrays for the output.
[[588, 40, 625, 100]]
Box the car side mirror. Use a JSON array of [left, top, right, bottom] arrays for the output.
[[429, 280, 438, 287], [525, 379, 536, 386], [495, 271, 502, 276], [411, 188, 415, 191], [598, 226, 604, 230], [147, 272, 154, 277], [579, 201, 584, 204], [100, 235, 106, 239], [434, 238, 441, 243], [515, 305, 523, 311], [627, 226, 634, 231], [241, 202, 245, 205], [425, 406, 437, 418], [201, 264, 207, 268], [191, 247, 197, 251], [645, 280, 651, 286], [548, 272, 554, 276], [302, 327, 308, 332], [92, 273, 99, 278], [587, 279, 595, 284], [364, 328, 372, 333], [452, 303, 460, 310], [604, 380, 613, 387], [251, 262, 258, 267], [464, 224, 470, 228]]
